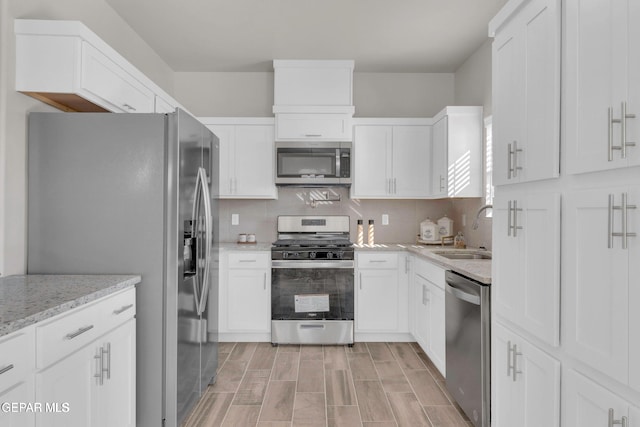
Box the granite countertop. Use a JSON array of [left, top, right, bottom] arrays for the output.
[[355, 243, 492, 284], [0, 275, 141, 337], [219, 242, 273, 251]]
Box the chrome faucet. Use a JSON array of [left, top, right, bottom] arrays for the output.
[[472, 204, 493, 230]]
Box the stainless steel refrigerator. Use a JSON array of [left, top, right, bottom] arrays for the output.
[[26, 109, 219, 427]]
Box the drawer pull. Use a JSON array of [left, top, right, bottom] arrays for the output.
[[0, 364, 15, 375], [239, 259, 257, 263], [113, 304, 134, 315], [368, 260, 387, 263], [65, 325, 94, 340]]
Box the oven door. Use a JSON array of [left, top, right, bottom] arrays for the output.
[[271, 260, 354, 321]]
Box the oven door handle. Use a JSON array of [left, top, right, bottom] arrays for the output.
[[271, 260, 355, 269]]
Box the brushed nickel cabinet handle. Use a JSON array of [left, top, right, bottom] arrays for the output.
[[507, 200, 513, 237], [65, 325, 94, 340], [113, 304, 134, 315], [609, 408, 627, 427], [0, 364, 14, 375], [621, 102, 636, 159]]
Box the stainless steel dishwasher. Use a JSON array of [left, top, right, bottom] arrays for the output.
[[445, 270, 490, 427]]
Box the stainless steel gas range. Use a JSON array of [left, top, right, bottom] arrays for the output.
[[271, 215, 354, 346]]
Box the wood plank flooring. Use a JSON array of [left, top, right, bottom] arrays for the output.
[[182, 342, 473, 427]]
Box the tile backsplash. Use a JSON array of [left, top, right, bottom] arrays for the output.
[[217, 187, 492, 249]]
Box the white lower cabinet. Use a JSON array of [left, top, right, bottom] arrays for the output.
[[219, 251, 271, 340], [355, 252, 409, 337], [0, 328, 36, 427], [564, 369, 633, 427], [492, 322, 560, 427], [411, 256, 446, 375], [631, 405, 640, 425]]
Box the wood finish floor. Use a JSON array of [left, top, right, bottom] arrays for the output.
[[182, 342, 473, 427]]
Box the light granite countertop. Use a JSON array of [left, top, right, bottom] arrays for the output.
[[0, 275, 141, 337], [219, 242, 273, 251], [355, 243, 492, 284]]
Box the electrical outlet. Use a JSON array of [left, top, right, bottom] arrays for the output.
[[231, 214, 239, 225], [382, 214, 389, 225]]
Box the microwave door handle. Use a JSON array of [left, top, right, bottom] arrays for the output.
[[335, 148, 340, 178], [191, 172, 203, 314], [197, 167, 213, 316]]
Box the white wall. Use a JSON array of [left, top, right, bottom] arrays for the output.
[[0, 0, 175, 275], [174, 71, 455, 118], [452, 39, 493, 249]]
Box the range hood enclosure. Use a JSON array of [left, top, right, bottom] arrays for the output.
[[273, 60, 355, 142]]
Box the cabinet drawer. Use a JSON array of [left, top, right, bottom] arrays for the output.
[[413, 257, 446, 289], [357, 253, 399, 269], [228, 252, 270, 269], [0, 328, 35, 392], [36, 287, 135, 368]]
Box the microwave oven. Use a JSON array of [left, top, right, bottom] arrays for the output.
[[275, 141, 352, 185]]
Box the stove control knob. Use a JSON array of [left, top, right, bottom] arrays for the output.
[[309, 252, 317, 259], [326, 252, 333, 259], [293, 252, 299, 258], [282, 252, 289, 259], [337, 251, 344, 259]]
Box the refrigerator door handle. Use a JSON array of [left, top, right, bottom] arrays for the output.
[[191, 168, 204, 314], [197, 167, 213, 316]]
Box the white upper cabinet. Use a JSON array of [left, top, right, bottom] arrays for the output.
[[273, 60, 353, 108], [565, 0, 640, 174], [272, 60, 355, 142], [14, 19, 183, 115], [351, 119, 431, 199], [275, 113, 352, 142], [490, 0, 561, 185], [203, 118, 277, 199], [430, 106, 483, 198], [492, 190, 561, 347], [563, 185, 639, 389]]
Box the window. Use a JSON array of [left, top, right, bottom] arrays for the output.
[[484, 116, 494, 214]]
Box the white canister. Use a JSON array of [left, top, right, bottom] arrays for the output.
[[437, 215, 454, 238], [420, 218, 438, 242]]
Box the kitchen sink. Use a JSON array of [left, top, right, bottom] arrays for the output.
[[432, 251, 492, 260]]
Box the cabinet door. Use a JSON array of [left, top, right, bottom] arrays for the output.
[[630, 405, 640, 426], [425, 282, 445, 375], [492, 19, 523, 186], [431, 117, 448, 197], [563, 188, 629, 384], [521, 193, 561, 346], [80, 42, 154, 113], [413, 274, 430, 353], [492, 322, 560, 427], [392, 126, 431, 198], [207, 125, 235, 197], [356, 269, 399, 332], [519, 0, 560, 183], [227, 269, 270, 332], [94, 319, 136, 427], [275, 113, 351, 141], [0, 382, 35, 427], [492, 323, 522, 427], [564, 369, 629, 427], [352, 125, 391, 197], [492, 193, 524, 325], [629, 0, 640, 169], [36, 345, 94, 427], [565, 0, 631, 173], [233, 125, 276, 198]]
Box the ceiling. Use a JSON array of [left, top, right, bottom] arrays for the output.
[[105, 0, 508, 73]]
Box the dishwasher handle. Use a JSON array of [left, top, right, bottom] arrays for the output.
[[445, 282, 481, 305]]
